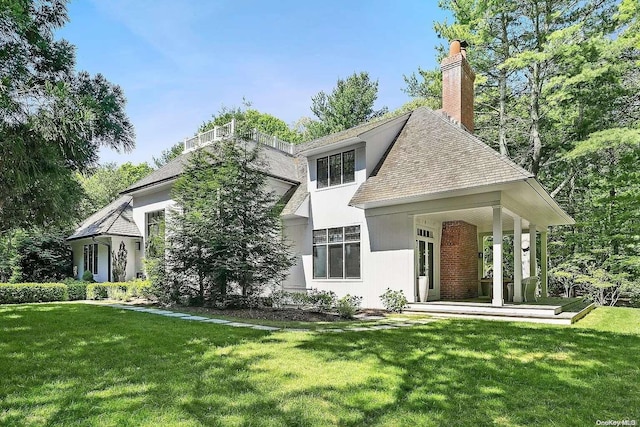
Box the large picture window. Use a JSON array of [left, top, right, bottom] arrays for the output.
[[317, 150, 355, 188], [83, 243, 98, 275], [313, 225, 361, 279]]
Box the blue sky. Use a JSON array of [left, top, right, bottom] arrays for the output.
[[58, 0, 450, 165]]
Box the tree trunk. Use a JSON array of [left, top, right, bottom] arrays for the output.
[[498, 10, 510, 156], [529, 62, 543, 176]]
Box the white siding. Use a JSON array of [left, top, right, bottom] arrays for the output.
[[70, 241, 84, 280], [110, 236, 142, 281], [70, 238, 109, 282]]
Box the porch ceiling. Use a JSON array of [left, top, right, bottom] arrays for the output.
[[416, 207, 529, 233]]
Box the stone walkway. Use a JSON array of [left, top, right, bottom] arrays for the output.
[[104, 303, 436, 333]]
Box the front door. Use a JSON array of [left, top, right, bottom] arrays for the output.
[[415, 228, 438, 301]]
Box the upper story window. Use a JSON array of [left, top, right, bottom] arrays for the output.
[[146, 210, 165, 239], [317, 150, 355, 188]]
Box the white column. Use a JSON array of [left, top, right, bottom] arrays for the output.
[[529, 224, 537, 278], [477, 233, 484, 296], [492, 206, 503, 306], [513, 216, 523, 303], [541, 230, 548, 298]]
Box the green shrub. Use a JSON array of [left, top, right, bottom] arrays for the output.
[[86, 281, 152, 301], [307, 289, 337, 312], [270, 289, 288, 309], [62, 279, 88, 301], [336, 294, 362, 319], [380, 288, 408, 313], [289, 291, 311, 308], [0, 283, 68, 304], [82, 270, 95, 282], [628, 286, 640, 308]]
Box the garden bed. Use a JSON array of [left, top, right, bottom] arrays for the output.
[[170, 305, 344, 322]]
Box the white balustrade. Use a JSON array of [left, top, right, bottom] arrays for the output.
[[183, 119, 294, 155]]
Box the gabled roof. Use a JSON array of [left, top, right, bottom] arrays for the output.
[[122, 140, 300, 194], [295, 113, 411, 155], [67, 196, 141, 241], [350, 107, 534, 207]]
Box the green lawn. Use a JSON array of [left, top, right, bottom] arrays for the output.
[[1, 304, 639, 426]]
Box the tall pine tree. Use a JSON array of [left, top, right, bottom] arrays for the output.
[[166, 141, 293, 305]]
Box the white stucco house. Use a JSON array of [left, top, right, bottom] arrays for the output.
[[68, 41, 574, 311]]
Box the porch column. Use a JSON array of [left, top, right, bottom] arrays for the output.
[[492, 206, 503, 306], [513, 215, 523, 303], [529, 224, 537, 278], [541, 230, 548, 297]]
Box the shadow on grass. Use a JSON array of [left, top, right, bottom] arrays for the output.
[[1, 304, 639, 426], [295, 319, 640, 426]]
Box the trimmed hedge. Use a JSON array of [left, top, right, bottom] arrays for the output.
[[0, 283, 68, 304], [0, 280, 152, 304], [86, 281, 152, 301], [64, 281, 88, 301]]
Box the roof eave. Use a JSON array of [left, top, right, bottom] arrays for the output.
[[525, 178, 575, 225], [66, 232, 142, 242], [297, 137, 363, 157], [349, 179, 529, 210]]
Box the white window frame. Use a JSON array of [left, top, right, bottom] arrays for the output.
[[316, 149, 356, 189], [312, 225, 361, 280], [83, 243, 98, 275]]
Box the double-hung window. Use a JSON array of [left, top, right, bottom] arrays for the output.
[[83, 243, 98, 275], [317, 150, 355, 188], [313, 225, 361, 279]]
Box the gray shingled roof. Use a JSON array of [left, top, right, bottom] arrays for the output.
[[123, 140, 300, 194], [295, 113, 410, 154], [281, 155, 309, 216], [350, 107, 534, 207], [67, 196, 141, 241]]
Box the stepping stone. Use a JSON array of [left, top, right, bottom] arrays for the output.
[[407, 319, 436, 324], [283, 328, 310, 332], [346, 327, 373, 332], [250, 325, 280, 331], [201, 318, 230, 324], [391, 322, 414, 327], [159, 312, 190, 317], [180, 315, 210, 321], [360, 316, 386, 321], [327, 329, 344, 333], [369, 325, 397, 330], [226, 322, 253, 327]]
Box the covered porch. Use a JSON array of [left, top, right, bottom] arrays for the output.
[[406, 182, 574, 309]]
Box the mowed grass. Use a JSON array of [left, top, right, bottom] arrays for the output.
[[1, 304, 639, 426]]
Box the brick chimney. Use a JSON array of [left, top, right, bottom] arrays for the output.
[[441, 40, 475, 133]]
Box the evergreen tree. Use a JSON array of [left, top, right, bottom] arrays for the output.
[[153, 142, 184, 168], [306, 71, 388, 139], [166, 140, 293, 305]]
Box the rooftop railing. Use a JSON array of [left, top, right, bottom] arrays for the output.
[[183, 119, 295, 155]]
